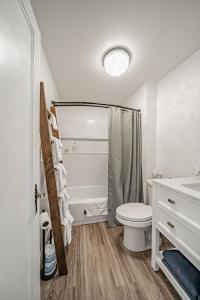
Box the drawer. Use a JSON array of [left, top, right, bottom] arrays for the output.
[[157, 186, 200, 228], [156, 207, 200, 257]]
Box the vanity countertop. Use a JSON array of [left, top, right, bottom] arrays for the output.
[[153, 177, 200, 201]]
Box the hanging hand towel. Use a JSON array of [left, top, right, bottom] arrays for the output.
[[56, 162, 67, 187], [58, 188, 70, 224], [63, 209, 74, 246], [62, 189, 69, 211], [49, 112, 58, 131], [51, 136, 63, 163], [57, 162, 67, 176], [54, 163, 67, 196], [59, 162, 67, 188]]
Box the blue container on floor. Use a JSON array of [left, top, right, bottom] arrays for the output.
[[41, 229, 57, 281]]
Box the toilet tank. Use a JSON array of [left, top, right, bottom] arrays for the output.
[[146, 179, 153, 205]]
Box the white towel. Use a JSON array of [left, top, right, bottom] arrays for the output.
[[63, 209, 74, 246], [58, 189, 69, 224], [85, 207, 108, 217], [55, 165, 64, 195], [51, 136, 63, 163], [84, 197, 108, 217], [63, 188, 69, 202], [57, 162, 67, 176], [49, 112, 58, 130], [54, 163, 67, 196]]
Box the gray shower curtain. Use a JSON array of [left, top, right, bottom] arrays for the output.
[[108, 107, 143, 227]]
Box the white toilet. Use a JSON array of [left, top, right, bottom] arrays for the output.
[[116, 179, 153, 252]]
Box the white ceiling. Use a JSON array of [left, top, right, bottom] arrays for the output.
[[31, 0, 200, 104]]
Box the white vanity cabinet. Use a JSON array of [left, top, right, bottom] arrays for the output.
[[151, 178, 200, 300]]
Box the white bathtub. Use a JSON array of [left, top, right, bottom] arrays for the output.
[[68, 185, 108, 225]]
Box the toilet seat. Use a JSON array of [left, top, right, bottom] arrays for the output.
[[116, 203, 152, 222]]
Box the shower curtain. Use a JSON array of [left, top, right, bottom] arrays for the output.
[[108, 107, 143, 227]]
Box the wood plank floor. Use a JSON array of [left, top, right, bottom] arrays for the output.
[[41, 223, 181, 300]]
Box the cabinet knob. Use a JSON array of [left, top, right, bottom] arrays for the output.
[[167, 221, 175, 229], [168, 198, 175, 204]]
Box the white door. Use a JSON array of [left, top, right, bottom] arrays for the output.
[[0, 1, 41, 300]]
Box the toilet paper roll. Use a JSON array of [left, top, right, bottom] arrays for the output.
[[40, 212, 51, 230]]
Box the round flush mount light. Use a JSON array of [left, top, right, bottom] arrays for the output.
[[103, 47, 131, 77]]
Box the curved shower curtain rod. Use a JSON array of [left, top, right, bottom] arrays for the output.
[[51, 101, 141, 112]]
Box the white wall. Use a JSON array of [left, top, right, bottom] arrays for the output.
[[56, 106, 108, 188], [40, 47, 60, 107], [157, 50, 200, 177], [125, 82, 157, 200], [125, 50, 200, 186], [57, 106, 108, 139]]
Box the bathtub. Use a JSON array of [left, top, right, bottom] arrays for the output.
[[68, 185, 108, 225]]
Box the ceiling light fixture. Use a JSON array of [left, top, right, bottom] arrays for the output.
[[103, 47, 130, 77]]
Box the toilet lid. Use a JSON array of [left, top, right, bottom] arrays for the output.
[[116, 203, 152, 222]]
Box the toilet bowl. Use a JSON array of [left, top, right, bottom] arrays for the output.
[[116, 179, 153, 252]]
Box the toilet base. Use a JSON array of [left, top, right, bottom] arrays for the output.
[[123, 225, 151, 252]]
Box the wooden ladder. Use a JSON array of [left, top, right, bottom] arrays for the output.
[[40, 82, 67, 276]]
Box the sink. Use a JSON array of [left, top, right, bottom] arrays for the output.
[[182, 182, 200, 192]]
